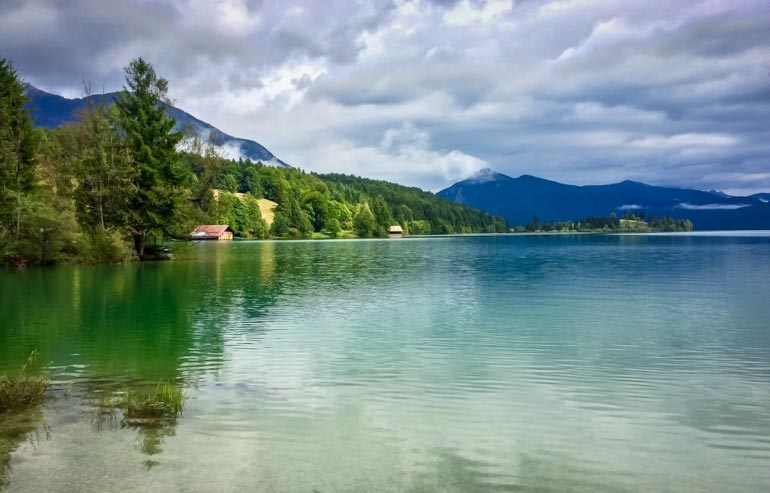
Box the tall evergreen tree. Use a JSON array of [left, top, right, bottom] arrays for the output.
[[113, 58, 184, 259], [0, 58, 38, 244], [370, 194, 393, 236]]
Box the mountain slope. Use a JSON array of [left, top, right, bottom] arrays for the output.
[[24, 85, 289, 167], [752, 193, 770, 203], [437, 169, 770, 230]]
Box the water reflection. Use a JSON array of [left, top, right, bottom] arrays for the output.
[[86, 380, 183, 469], [0, 408, 47, 488], [1, 235, 769, 490]]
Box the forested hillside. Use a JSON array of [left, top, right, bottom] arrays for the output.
[[189, 156, 508, 239]]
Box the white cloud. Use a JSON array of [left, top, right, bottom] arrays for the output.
[[676, 203, 751, 210], [305, 123, 487, 191], [443, 0, 512, 26], [628, 133, 738, 149]]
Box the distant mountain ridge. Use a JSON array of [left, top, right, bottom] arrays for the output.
[[24, 85, 289, 167], [437, 169, 770, 230]]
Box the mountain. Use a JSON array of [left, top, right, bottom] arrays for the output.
[[437, 169, 770, 230], [23, 85, 289, 167], [707, 189, 731, 198], [752, 193, 770, 203]]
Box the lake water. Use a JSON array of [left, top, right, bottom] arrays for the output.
[[2, 233, 770, 492]]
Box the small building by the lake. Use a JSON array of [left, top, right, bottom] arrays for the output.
[[190, 225, 234, 241], [388, 225, 404, 238]]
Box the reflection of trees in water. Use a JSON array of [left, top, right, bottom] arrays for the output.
[[0, 407, 47, 488], [135, 421, 176, 469], [0, 240, 387, 380], [0, 240, 417, 478], [88, 384, 181, 469]]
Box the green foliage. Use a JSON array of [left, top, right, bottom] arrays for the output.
[[270, 209, 291, 237], [0, 350, 50, 414], [242, 165, 262, 197], [187, 161, 507, 238], [259, 167, 286, 203], [0, 58, 41, 262], [279, 190, 312, 235], [182, 142, 223, 217], [220, 173, 238, 193], [113, 57, 185, 259], [325, 218, 342, 238], [353, 202, 377, 237], [302, 190, 328, 232], [12, 191, 79, 265], [521, 212, 694, 233], [57, 99, 134, 234], [370, 195, 394, 236], [75, 230, 132, 264], [213, 191, 268, 238], [320, 173, 508, 235], [121, 381, 185, 421], [327, 200, 352, 229], [237, 194, 269, 238]]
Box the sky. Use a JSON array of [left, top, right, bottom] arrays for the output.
[[2, 0, 769, 194]]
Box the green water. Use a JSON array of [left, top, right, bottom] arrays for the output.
[[2, 234, 770, 492]]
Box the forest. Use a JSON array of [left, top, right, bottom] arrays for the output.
[[0, 58, 508, 267], [519, 211, 694, 233]]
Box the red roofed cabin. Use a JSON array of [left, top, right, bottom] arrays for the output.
[[190, 225, 234, 241]]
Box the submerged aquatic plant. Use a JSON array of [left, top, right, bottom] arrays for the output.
[[0, 350, 50, 414], [122, 381, 185, 422]]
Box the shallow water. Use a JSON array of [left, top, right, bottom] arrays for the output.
[[2, 234, 770, 492]]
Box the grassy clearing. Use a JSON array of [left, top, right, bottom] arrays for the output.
[[257, 198, 277, 227], [308, 229, 359, 240], [0, 350, 50, 414], [619, 219, 648, 229]]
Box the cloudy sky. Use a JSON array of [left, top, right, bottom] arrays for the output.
[[2, 0, 769, 194]]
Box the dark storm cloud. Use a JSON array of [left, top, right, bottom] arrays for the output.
[[2, 0, 769, 193], [0, 0, 396, 94], [0, 0, 183, 92]]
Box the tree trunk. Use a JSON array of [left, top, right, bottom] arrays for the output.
[[15, 188, 21, 242], [133, 233, 145, 260]]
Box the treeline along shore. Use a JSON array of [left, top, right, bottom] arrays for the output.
[[0, 57, 507, 267]]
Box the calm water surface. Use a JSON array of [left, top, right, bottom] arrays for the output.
[[1, 234, 770, 492]]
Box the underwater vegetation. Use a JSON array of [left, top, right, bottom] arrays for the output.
[[0, 350, 50, 414], [122, 381, 185, 423], [90, 380, 186, 468]]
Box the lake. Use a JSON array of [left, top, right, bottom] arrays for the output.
[[2, 233, 770, 492]]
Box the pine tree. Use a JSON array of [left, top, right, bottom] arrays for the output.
[[0, 58, 38, 244], [370, 195, 393, 236], [113, 58, 184, 259]]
